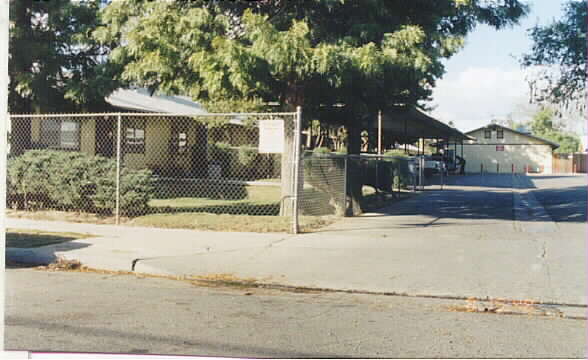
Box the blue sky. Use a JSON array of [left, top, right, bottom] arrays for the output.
[[430, 1, 570, 132]]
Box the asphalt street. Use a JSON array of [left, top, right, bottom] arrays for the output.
[[5, 269, 586, 358]]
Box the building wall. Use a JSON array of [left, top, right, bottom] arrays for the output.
[[463, 126, 554, 174], [463, 144, 553, 174], [80, 117, 96, 155], [124, 117, 171, 170]]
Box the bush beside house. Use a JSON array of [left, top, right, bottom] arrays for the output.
[[7, 150, 154, 216], [207, 143, 279, 180]]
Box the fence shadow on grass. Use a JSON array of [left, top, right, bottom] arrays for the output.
[[153, 179, 249, 201], [148, 202, 281, 216]]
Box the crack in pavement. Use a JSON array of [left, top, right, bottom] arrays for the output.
[[130, 241, 292, 271], [511, 174, 557, 301], [265, 236, 295, 248]]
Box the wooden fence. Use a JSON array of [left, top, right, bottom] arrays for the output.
[[552, 153, 587, 174]]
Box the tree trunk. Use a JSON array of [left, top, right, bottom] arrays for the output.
[[346, 119, 363, 216]]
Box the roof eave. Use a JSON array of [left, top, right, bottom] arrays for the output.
[[465, 123, 560, 149]]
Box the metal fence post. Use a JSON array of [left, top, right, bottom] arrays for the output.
[[375, 157, 379, 196], [292, 106, 303, 234], [419, 156, 424, 191], [115, 113, 122, 225], [343, 155, 348, 216]]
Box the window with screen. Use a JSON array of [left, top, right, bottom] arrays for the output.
[[177, 132, 188, 154], [125, 119, 145, 153], [40, 118, 80, 150], [170, 123, 189, 155], [484, 129, 491, 139], [496, 129, 504, 139]]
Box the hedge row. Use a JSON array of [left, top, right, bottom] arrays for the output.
[[7, 150, 154, 216]]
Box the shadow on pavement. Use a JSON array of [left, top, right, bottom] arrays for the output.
[[319, 176, 586, 233], [381, 189, 515, 220], [5, 241, 91, 269], [529, 185, 587, 223]]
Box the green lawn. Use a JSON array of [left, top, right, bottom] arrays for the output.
[[6, 182, 341, 233], [6, 228, 94, 248], [131, 183, 339, 232], [149, 183, 282, 216]]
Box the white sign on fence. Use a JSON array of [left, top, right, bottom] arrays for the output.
[[258, 119, 284, 153]]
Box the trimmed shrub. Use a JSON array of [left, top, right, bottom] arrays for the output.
[[382, 157, 412, 189], [207, 143, 278, 180], [207, 142, 234, 177], [7, 150, 154, 216]]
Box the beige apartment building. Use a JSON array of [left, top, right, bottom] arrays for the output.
[[463, 124, 559, 174]]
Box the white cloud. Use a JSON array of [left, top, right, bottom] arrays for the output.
[[430, 66, 530, 132]]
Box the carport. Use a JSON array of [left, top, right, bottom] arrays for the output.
[[363, 105, 472, 161]]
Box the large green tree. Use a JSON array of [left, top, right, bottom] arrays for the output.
[[530, 107, 580, 153], [96, 0, 528, 213], [9, 0, 121, 154], [522, 1, 586, 112], [96, 0, 528, 119], [9, 0, 119, 113]]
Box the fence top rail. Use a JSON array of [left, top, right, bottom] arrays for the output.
[[8, 111, 298, 118], [347, 154, 411, 159], [304, 152, 412, 161]]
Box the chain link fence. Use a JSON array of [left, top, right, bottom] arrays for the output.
[[347, 154, 417, 210], [7, 110, 424, 233], [298, 152, 417, 216], [7, 112, 304, 230], [299, 152, 347, 217]]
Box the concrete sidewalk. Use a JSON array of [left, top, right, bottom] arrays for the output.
[[6, 174, 587, 307], [6, 219, 291, 272]]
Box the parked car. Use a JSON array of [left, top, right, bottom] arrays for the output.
[[412, 155, 446, 177]]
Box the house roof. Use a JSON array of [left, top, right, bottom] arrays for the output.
[[105, 88, 207, 114], [465, 123, 560, 150], [363, 105, 473, 142]]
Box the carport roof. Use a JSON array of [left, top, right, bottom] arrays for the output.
[[364, 105, 472, 142]]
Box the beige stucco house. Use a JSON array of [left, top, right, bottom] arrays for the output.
[[462, 124, 559, 174]]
